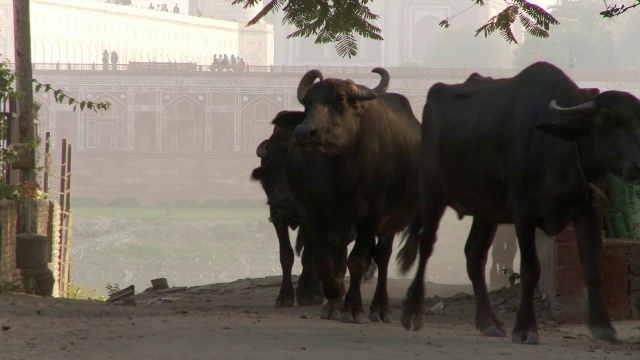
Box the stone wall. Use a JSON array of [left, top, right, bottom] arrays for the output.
[[0, 200, 18, 283], [0, 200, 62, 296], [537, 224, 640, 323]]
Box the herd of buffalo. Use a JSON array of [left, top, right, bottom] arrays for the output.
[[250, 62, 640, 345]]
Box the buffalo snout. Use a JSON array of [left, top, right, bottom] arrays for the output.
[[267, 191, 293, 208], [294, 124, 319, 145]]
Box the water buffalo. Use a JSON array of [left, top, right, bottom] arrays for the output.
[[251, 123, 323, 307], [399, 61, 640, 344], [273, 68, 421, 323]]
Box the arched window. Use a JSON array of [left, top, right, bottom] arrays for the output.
[[84, 95, 128, 151], [162, 96, 205, 152]]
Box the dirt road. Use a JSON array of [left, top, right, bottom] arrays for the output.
[[1, 277, 639, 360]]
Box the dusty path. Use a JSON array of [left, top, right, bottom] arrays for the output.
[[1, 277, 639, 360]]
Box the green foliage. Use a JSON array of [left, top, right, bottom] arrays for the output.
[[233, 0, 639, 56], [513, 0, 631, 70], [471, 1, 558, 44], [0, 280, 22, 293], [601, 1, 640, 18], [0, 59, 111, 200], [32, 79, 110, 112], [232, 0, 381, 58], [68, 283, 105, 300], [106, 283, 121, 295], [23, 277, 36, 294]]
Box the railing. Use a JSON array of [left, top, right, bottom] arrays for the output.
[[3, 62, 635, 82]]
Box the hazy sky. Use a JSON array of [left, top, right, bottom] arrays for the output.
[[128, 1, 561, 20]]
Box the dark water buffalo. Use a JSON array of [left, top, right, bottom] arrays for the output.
[[250, 123, 323, 307], [274, 68, 421, 323], [399, 62, 640, 344]]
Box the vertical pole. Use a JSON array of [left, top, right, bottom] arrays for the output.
[[58, 138, 67, 295], [64, 143, 72, 296], [43, 131, 50, 195], [13, 0, 35, 145], [14, 0, 36, 233]]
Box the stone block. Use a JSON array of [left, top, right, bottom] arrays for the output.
[[599, 248, 631, 320], [537, 226, 640, 323], [21, 268, 55, 296], [16, 233, 50, 269]]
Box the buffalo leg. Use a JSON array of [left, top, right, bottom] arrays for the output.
[[369, 235, 394, 323], [465, 217, 506, 337], [512, 219, 540, 344], [274, 221, 295, 307], [309, 220, 344, 320], [401, 196, 446, 331], [573, 207, 618, 343], [341, 223, 375, 324], [296, 230, 323, 306]]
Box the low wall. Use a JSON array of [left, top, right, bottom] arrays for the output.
[[0, 200, 18, 283], [1, 199, 62, 296], [537, 224, 640, 323]]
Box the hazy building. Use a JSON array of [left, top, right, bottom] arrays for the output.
[[263, 0, 512, 67], [0, 0, 273, 66]]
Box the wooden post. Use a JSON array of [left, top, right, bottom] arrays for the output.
[[43, 131, 50, 195], [13, 0, 35, 150], [64, 142, 72, 296], [14, 0, 36, 233], [58, 138, 67, 295]]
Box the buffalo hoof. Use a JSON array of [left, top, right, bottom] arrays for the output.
[[369, 310, 393, 323], [341, 310, 368, 324], [296, 284, 324, 306], [511, 330, 539, 345], [400, 300, 424, 331], [590, 326, 621, 344], [481, 326, 507, 337], [320, 303, 341, 320], [275, 296, 294, 308], [297, 293, 324, 306]]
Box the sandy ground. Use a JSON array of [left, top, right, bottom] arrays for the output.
[[1, 276, 639, 360]]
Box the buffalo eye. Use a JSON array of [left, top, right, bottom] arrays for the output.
[[596, 109, 618, 127], [335, 94, 346, 102]]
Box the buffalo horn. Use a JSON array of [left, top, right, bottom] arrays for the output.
[[351, 67, 390, 100], [297, 69, 323, 103], [549, 100, 598, 115], [256, 139, 269, 158]]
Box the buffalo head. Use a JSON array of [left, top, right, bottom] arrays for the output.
[[281, 68, 389, 155], [537, 90, 640, 182], [251, 113, 301, 213]]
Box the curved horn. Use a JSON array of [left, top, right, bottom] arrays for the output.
[[351, 67, 390, 101], [549, 100, 598, 115], [256, 139, 269, 158], [297, 69, 323, 103]]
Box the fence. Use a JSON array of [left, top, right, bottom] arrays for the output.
[[42, 132, 73, 297]]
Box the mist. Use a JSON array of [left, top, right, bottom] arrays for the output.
[[15, 0, 636, 296]]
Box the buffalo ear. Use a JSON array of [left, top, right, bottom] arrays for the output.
[[250, 167, 263, 181], [272, 111, 304, 131], [580, 87, 600, 99], [535, 117, 587, 141]]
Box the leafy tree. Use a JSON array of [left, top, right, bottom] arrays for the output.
[[233, 0, 637, 58], [513, 0, 627, 70], [232, 0, 381, 58]]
